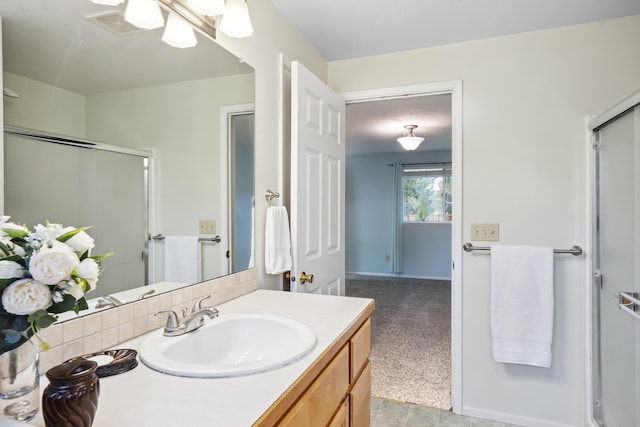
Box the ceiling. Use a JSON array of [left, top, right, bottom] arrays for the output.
[[269, 0, 640, 61], [346, 94, 451, 155], [270, 0, 640, 156], [0, 0, 252, 95]]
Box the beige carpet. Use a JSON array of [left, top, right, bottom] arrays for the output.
[[345, 274, 451, 410]]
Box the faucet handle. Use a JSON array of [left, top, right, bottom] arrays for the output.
[[155, 310, 180, 328], [192, 295, 211, 313]]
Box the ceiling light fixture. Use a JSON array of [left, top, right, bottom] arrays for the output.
[[162, 12, 198, 48], [89, 0, 253, 45], [124, 0, 165, 30], [187, 0, 226, 17], [397, 125, 424, 151], [219, 0, 253, 38]]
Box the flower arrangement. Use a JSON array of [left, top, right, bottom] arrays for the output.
[[0, 216, 113, 355]]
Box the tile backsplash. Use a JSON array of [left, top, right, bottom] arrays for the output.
[[38, 269, 259, 372]]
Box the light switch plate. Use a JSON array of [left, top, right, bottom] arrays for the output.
[[199, 219, 216, 234], [471, 223, 499, 241]]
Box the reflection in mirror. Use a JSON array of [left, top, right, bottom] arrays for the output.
[[0, 0, 255, 320]]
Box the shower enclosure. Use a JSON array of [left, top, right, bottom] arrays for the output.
[[590, 93, 640, 427]]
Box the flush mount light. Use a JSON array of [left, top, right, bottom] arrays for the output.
[[219, 0, 253, 38], [397, 125, 425, 151], [90, 0, 125, 5], [124, 0, 165, 30], [187, 0, 226, 16], [162, 12, 198, 48]]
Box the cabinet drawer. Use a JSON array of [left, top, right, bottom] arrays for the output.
[[349, 361, 371, 427], [328, 398, 349, 427], [278, 345, 350, 427], [350, 318, 371, 383]]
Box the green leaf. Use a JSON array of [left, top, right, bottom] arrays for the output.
[[56, 227, 90, 243], [0, 240, 14, 256], [48, 294, 77, 314], [1, 228, 28, 239], [90, 252, 114, 261], [1, 329, 22, 344], [77, 297, 89, 311], [34, 314, 56, 330], [0, 278, 19, 293]]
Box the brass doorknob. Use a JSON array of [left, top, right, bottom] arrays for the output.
[[299, 272, 314, 284]]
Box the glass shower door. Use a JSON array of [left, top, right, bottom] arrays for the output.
[[593, 106, 640, 427]]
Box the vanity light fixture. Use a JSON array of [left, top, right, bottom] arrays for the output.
[[162, 12, 198, 47], [186, 0, 226, 17], [397, 125, 425, 151], [219, 0, 253, 38], [124, 0, 165, 29]]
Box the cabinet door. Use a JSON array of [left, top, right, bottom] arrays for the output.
[[349, 362, 371, 427], [328, 398, 349, 427], [278, 345, 349, 426], [350, 319, 371, 383]]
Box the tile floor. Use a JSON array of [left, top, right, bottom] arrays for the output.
[[370, 398, 522, 427]]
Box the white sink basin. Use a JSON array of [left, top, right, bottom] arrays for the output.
[[139, 313, 317, 377]]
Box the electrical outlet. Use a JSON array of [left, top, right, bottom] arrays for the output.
[[471, 223, 499, 241], [385, 255, 390, 262], [199, 219, 216, 234]]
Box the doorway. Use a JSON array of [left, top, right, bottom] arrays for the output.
[[342, 81, 463, 412]]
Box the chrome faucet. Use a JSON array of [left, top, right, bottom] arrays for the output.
[[95, 295, 124, 309], [155, 295, 219, 337]]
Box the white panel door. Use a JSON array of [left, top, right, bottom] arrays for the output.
[[290, 61, 345, 295]]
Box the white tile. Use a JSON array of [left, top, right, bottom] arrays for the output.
[[133, 300, 148, 319], [102, 308, 119, 329], [134, 317, 148, 337], [83, 333, 102, 355], [40, 346, 63, 373], [118, 322, 134, 342], [118, 304, 134, 323], [38, 324, 63, 348], [102, 327, 119, 349], [84, 314, 103, 336], [62, 339, 84, 361], [63, 318, 84, 343]]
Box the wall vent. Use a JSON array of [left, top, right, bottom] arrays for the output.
[[86, 11, 144, 36]]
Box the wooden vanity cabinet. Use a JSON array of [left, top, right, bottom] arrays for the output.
[[254, 304, 374, 427]]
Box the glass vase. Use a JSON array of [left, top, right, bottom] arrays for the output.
[[0, 339, 40, 422]]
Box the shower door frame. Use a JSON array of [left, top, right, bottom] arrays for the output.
[[587, 89, 640, 427]]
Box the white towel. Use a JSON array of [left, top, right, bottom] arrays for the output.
[[491, 245, 554, 368], [264, 206, 292, 275], [164, 235, 199, 283]]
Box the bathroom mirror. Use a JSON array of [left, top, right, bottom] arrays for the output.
[[0, 0, 255, 318]]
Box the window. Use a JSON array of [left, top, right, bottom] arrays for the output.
[[402, 163, 452, 223]]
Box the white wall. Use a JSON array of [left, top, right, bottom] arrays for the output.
[[85, 73, 254, 281], [3, 72, 85, 137], [329, 14, 640, 427], [213, 0, 328, 290], [346, 150, 452, 279]]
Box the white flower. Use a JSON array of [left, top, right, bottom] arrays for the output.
[[29, 241, 79, 285], [27, 223, 64, 245], [1, 278, 52, 315], [0, 221, 28, 237], [75, 258, 100, 290], [0, 260, 26, 279], [63, 228, 95, 255], [59, 280, 84, 300]]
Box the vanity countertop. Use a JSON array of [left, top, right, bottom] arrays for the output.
[[31, 289, 374, 427]]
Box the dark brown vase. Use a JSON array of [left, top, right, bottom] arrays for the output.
[[42, 359, 100, 427]]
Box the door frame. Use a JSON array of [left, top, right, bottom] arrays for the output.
[[342, 80, 463, 413], [220, 103, 256, 276], [586, 89, 640, 427]]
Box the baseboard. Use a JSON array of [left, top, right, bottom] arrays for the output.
[[463, 406, 578, 427], [346, 271, 451, 281]]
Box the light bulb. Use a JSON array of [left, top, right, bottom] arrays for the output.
[[124, 0, 165, 30], [162, 13, 198, 48], [219, 0, 253, 38]]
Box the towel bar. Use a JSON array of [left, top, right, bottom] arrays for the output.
[[151, 234, 221, 243], [463, 242, 582, 256]]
